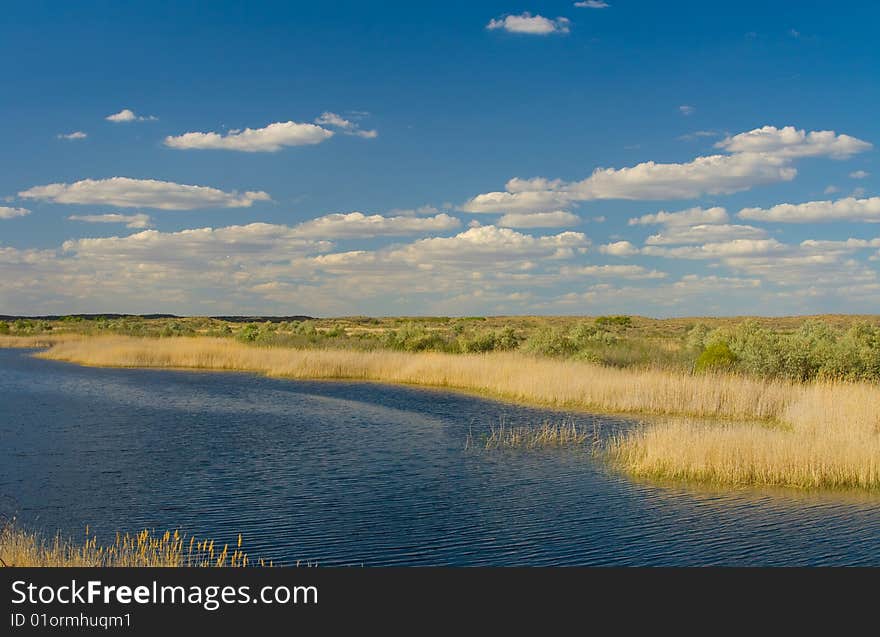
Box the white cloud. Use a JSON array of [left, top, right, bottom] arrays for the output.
[[314, 112, 378, 139], [388, 225, 589, 264], [677, 130, 722, 141], [462, 186, 572, 214], [0, 206, 30, 219], [19, 177, 271, 210], [463, 125, 871, 212], [462, 153, 794, 212], [642, 238, 786, 259], [850, 170, 870, 179], [57, 131, 87, 140], [672, 274, 761, 291], [628, 206, 729, 226], [561, 264, 666, 279], [386, 205, 442, 217], [645, 223, 768, 245], [314, 112, 352, 128], [497, 210, 580, 228], [800, 238, 880, 251], [715, 125, 872, 159], [824, 185, 840, 194], [568, 153, 797, 200], [62, 223, 331, 264], [68, 213, 153, 229], [738, 196, 880, 223], [679, 105, 696, 116], [599, 240, 639, 256], [164, 121, 333, 152], [574, 0, 609, 7], [487, 13, 571, 35], [106, 109, 157, 123], [290, 212, 460, 238]]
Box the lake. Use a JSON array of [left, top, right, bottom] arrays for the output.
[[2, 347, 880, 565]]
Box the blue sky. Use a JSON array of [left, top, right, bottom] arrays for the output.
[[1, 1, 878, 316]]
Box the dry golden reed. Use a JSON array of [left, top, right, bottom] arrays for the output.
[[18, 335, 880, 490], [466, 421, 594, 450], [37, 336, 796, 420], [0, 525, 261, 567]]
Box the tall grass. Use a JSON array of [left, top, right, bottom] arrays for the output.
[[38, 335, 801, 422], [0, 524, 266, 567], [25, 336, 880, 490], [466, 421, 595, 450], [0, 334, 80, 348]]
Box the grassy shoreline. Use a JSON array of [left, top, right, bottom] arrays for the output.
[[6, 334, 880, 491], [0, 524, 265, 567]]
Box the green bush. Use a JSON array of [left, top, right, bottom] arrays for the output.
[[695, 341, 738, 373], [521, 327, 578, 357], [595, 315, 632, 329]]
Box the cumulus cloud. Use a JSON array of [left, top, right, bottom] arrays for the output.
[[387, 225, 588, 264], [642, 238, 786, 259], [165, 121, 333, 152], [462, 125, 871, 212], [463, 152, 795, 212], [486, 13, 570, 35], [68, 213, 153, 229], [645, 223, 768, 245], [0, 206, 30, 219], [672, 274, 761, 291], [497, 210, 581, 228], [19, 177, 271, 210], [574, 1, 609, 7], [599, 240, 639, 256], [679, 105, 696, 116], [57, 131, 87, 140], [385, 205, 442, 217], [715, 125, 872, 159], [314, 112, 378, 139], [561, 264, 666, 279], [290, 212, 460, 238], [62, 223, 332, 265], [106, 109, 157, 123], [628, 206, 729, 226], [850, 170, 870, 179], [738, 196, 880, 223]]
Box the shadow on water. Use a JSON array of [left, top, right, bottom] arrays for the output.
[[2, 347, 880, 566]]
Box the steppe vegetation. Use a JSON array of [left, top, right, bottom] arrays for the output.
[[3, 313, 879, 490]]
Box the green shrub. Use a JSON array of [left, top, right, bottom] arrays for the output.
[[695, 341, 738, 373], [521, 327, 577, 357], [595, 315, 632, 329]]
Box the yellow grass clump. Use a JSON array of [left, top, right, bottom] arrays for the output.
[[22, 335, 880, 490], [0, 525, 263, 567], [610, 382, 880, 490]]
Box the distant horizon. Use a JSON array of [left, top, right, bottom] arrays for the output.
[[1, 2, 878, 316], [4, 312, 880, 322]]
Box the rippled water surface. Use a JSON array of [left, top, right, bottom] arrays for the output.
[[2, 348, 880, 565]]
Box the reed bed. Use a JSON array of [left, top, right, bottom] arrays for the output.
[[38, 336, 799, 421], [0, 334, 81, 349], [466, 421, 594, 450], [25, 335, 880, 490], [0, 525, 266, 567], [609, 382, 880, 490]]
